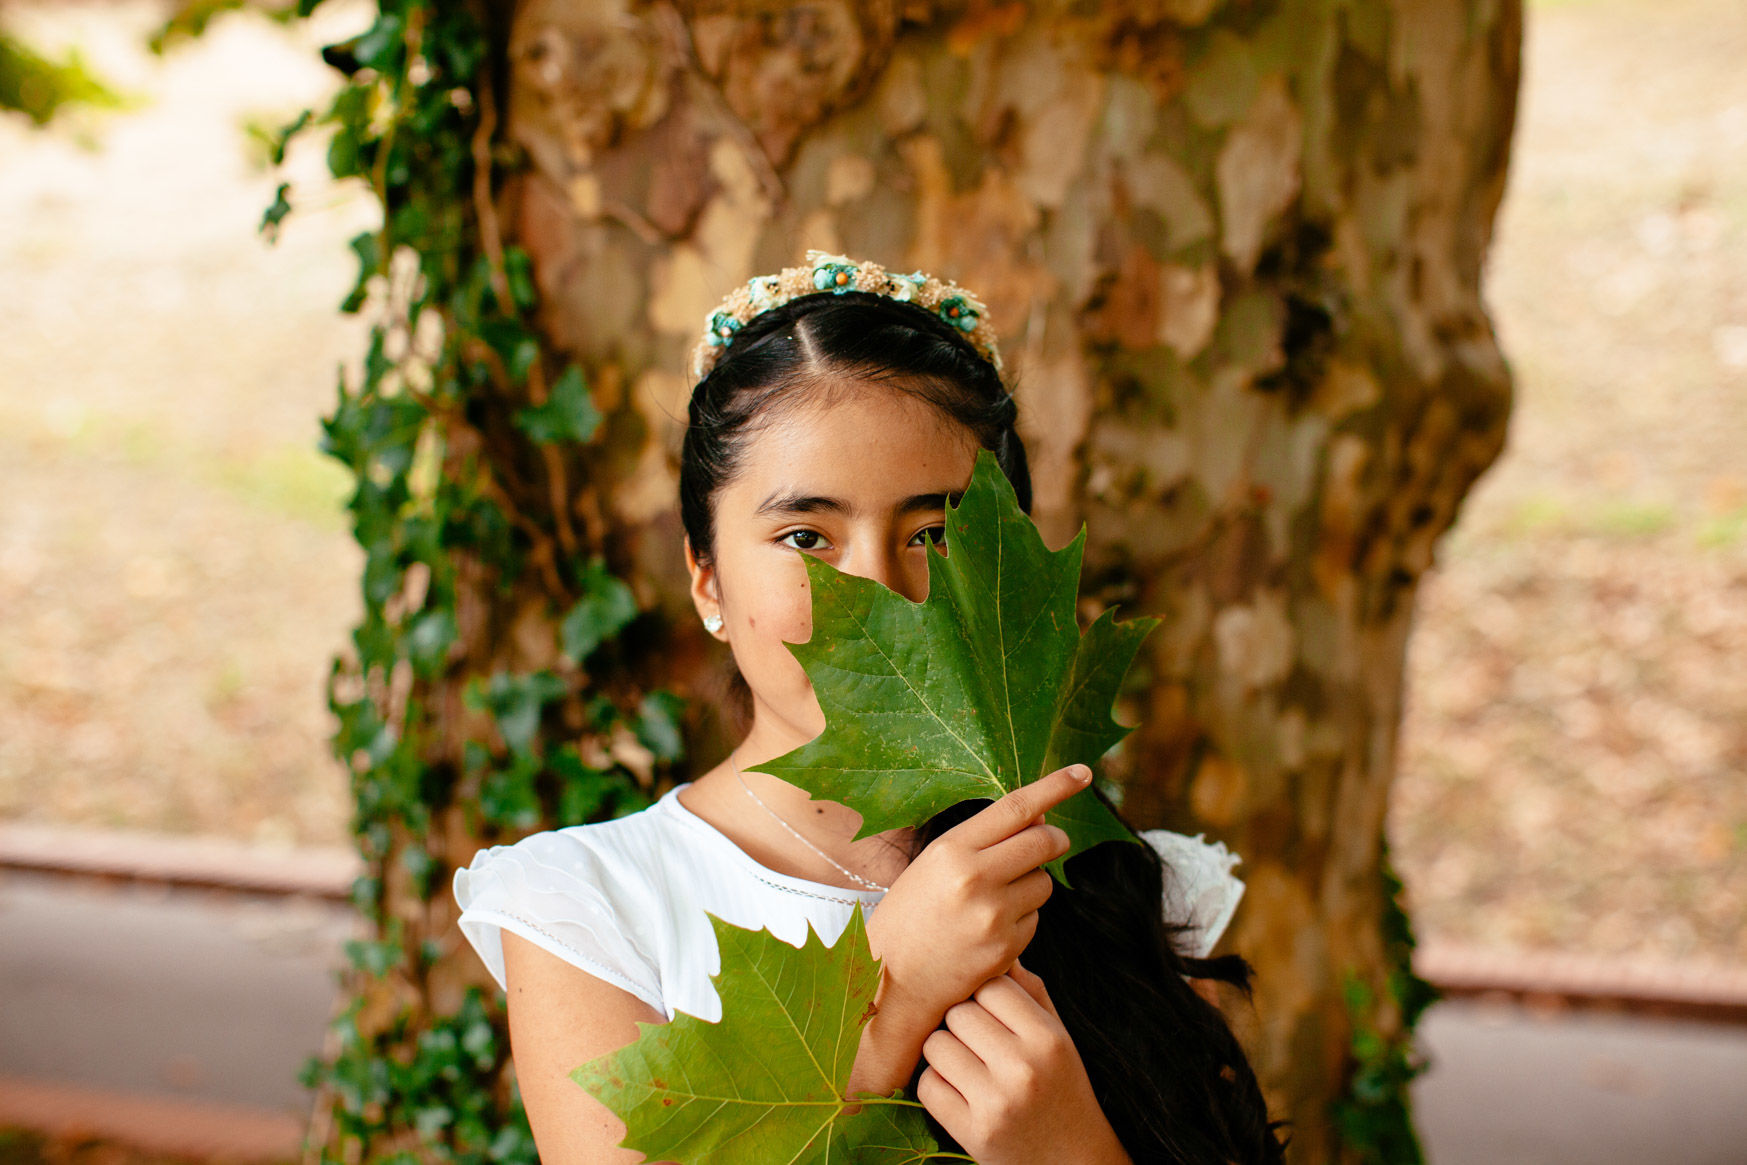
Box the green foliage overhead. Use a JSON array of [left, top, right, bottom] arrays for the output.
[[574, 911, 954, 1165], [149, 0, 304, 54], [0, 31, 125, 125], [762, 450, 1154, 880]]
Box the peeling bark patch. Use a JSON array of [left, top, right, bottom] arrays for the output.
[[1213, 589, 1297, 691], [1217, 77, 1304, 275]]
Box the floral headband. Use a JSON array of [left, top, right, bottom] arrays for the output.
[[690, 250, 1004, 383]]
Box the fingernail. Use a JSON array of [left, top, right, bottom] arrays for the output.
[[1072, 764, 1092, 784]]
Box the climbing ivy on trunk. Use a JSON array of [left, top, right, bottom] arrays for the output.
[[251, 3, 686, 1162]]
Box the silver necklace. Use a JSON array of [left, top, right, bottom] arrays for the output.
[[730, 748, 889, 892]]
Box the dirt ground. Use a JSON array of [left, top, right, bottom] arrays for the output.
[[1390, 0, 1747, 963], [1, 0, 1742, 965]]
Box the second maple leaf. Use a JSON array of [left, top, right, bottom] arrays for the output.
[[762, 449, 1157, 879]]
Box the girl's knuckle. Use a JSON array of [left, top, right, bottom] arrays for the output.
[[998, 795, 1034, 831]]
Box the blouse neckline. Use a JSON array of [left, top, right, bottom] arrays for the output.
[[657, 783, 888, 907]]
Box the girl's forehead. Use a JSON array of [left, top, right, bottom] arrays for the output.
[[723, 387, 980, 509]]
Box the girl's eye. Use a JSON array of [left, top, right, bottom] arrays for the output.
[[778, 529, 831, 552], [909, 525, 947, 549]]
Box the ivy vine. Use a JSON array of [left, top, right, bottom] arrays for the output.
[[1331, 843, 1441, 1164], [240, 2, 684, 1160]]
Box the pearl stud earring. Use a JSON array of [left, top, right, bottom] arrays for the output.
[[703, 613, 723, 633]]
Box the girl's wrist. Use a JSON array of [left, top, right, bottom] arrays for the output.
[[847, 984, 940, 1097], [1071, 1107, 1132, 1165]]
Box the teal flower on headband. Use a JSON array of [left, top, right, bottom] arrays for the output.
[[705, 311, 742, 347], [937, 295, 979, 332], [889, 272, 926, 302], [747, 275, 781, 310], [813, 259, 859, 293]]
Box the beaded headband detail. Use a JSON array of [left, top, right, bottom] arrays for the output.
[[690, 250, 1004, 383]]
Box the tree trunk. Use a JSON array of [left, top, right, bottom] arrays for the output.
[[340, 0, 1521, 1161]]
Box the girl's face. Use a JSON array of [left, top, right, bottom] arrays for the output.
[[688, 382, 980, 750]]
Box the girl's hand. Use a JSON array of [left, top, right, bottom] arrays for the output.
[[917, 961, 1131, 1165], [864, 765, 1086, 1031]]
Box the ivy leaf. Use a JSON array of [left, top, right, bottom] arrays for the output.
[[260, 181, 292, 242], [559, 557, 637, 664], [480, 319, 540, 386], [634, 690, 686, 763], [761, 449, 1156, 881], [572, 909, 941, 1165], [514, 364, 599, 443], [465, 670, 566, 757]]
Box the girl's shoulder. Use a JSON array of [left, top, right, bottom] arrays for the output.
[[452, 793, 687, 1012], [453, 785, 881, 1021], [465, 788, 683, 881]]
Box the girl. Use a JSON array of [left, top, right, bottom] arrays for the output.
[[455, 253, 1285, 1164]]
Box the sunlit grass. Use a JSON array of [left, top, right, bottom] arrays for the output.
[[1587, 498, 1679, 538], [11, 402, 349, 529], [208, 442, 351, 528], [1478, 491, 1744, 547], [1695, 505, 1747, 549]]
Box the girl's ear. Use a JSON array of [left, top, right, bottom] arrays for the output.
[[685, 537, 725, 639]]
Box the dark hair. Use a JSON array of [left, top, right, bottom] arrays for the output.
[[678, 287, 1284, 1163], [679, 289, 1029, 567], [911, 796, 1288, 1164]]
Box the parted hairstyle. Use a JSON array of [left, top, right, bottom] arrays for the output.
[[677, 288, 1287, 1164]]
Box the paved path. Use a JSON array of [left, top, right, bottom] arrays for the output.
[[3, 872, 1745, 1163]]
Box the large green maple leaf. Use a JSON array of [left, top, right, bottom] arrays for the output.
[[760, 449, 1156, 879], [572, 909, 947, 1164]]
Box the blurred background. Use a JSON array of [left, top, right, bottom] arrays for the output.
[[1, 0, 1743, 1162]]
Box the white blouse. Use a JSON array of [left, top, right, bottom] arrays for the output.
[[454, 783, 1244, 1023]]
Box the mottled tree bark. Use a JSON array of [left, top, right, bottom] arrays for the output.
[[500, 0, 1520, 1159]]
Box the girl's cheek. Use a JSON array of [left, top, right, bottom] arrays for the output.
[[762, 595, 813, 647]]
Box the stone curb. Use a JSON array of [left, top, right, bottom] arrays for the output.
[[0, 1076, 305, 1162], [0, 823, 358, 901], [4, 821, 1745, 1023], [1414, 941, 1747, 1023]]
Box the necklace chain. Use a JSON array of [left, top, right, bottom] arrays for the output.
[[730, 748, 889, 893]]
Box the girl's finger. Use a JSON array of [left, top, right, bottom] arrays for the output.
[[972, 970, 1049, 1033], [1003, 867, 1053, 918], [951, 765, 1092, 849], [943, 996, 1018, 1054], [921, 1028, 991, 1091], [982, 821, 1071, 882], [1005, 958, 1060, 1019], [916, 1064, 969, 1127]]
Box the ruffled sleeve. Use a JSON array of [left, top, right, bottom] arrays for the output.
[[453, 829, 665, 1015], [1138, 829, 1246, 959]]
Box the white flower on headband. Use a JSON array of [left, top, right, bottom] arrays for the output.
[[690, 251, 1003, 382]]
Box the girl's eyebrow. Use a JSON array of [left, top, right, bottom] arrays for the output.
[[753, 490, 963, 518]]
